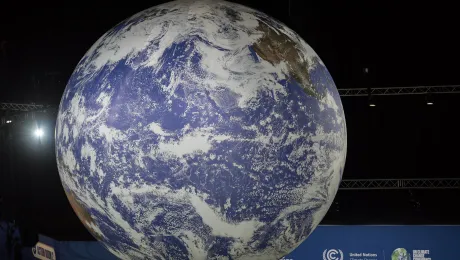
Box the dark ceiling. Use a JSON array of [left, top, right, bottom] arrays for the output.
[[1, 1, 459, 241]]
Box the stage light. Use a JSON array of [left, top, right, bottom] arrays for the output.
[[367, 86, 376, 107], [6, 120, 12, 124], [426, 93, 434, 105], [368, 95, 376, 107], [34, 128, 44, 138]]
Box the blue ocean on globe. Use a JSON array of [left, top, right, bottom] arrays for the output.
[[55, 0, 347, 259]]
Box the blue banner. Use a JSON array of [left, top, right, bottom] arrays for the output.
[[286, 225, 460, 260], [35, 225, 460, 260]]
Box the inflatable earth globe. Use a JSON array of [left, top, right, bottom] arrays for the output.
[[55, 0, 347, 259]]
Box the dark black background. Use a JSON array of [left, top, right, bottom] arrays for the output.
[[1, 1, 459, 241]]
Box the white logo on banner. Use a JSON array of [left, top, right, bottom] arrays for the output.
[[323, 249, 344, 260]]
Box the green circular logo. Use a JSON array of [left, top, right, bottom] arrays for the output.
[[392, 248, 410, 260]]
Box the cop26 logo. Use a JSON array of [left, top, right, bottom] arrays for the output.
[[323, 249, 344, 260]]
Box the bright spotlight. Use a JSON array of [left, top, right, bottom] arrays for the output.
[[6, 120, 12, 124], [34, 128, 44, 138], [427, 102, 434, 105]]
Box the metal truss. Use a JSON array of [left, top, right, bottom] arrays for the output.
[[1, 103, 56, 126], [339, 85, 460, 96], [0, 103, 48, 111], [2, 85, 460, 112], [340, 178, 460, 190]]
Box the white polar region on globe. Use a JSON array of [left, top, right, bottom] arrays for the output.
[[55, 0, 347, 259]]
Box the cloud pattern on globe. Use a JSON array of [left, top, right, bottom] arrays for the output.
[[55, 1, 347, 259]]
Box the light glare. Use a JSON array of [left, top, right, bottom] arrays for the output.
[[35, 128, 44, 137]]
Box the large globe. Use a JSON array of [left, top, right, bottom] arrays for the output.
[[55, 1, 347, 259]]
